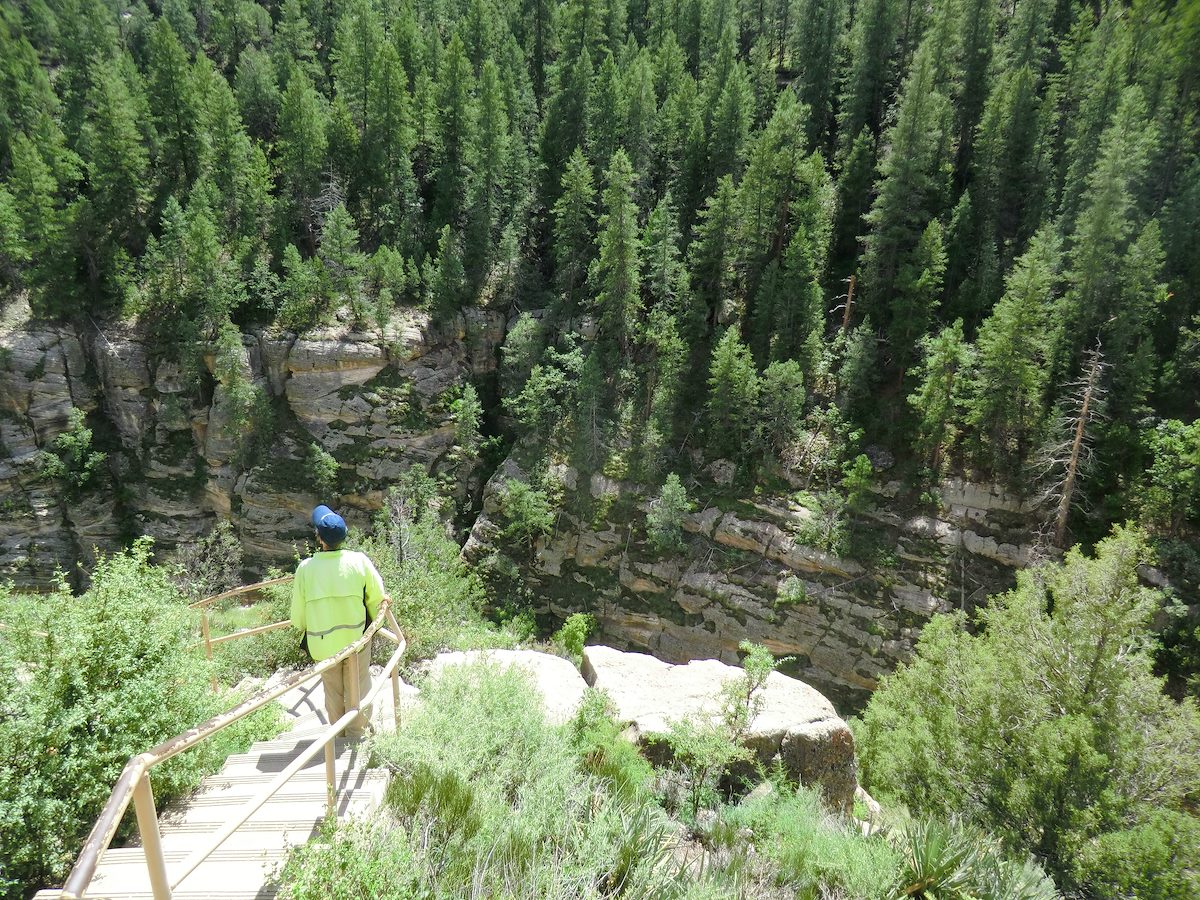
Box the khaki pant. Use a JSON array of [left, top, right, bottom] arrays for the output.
[[320, 646, 372, 738]]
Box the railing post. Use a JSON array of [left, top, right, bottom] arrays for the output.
[[391, 667, 401, 730], [132, 771, 172, 900], [324, 742, 337, 814], [199, 610, 216, 693]]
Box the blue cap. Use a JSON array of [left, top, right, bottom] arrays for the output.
[[311, 505, 347, 547]]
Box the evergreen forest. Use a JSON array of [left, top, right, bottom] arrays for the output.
[[0, 0, 1197, 541]]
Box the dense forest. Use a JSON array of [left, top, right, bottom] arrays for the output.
[[0, 0, 1197, 550]]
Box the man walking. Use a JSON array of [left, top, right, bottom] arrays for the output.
[[290, 505, 389, 739]]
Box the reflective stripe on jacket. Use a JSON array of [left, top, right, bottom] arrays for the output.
[[290, 550, 386, 661]]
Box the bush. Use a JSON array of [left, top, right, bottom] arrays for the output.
[[281, 663, 693, 899], [856, 525, 1200, 892], [496, 477, 555, 549], [355, 469, 520, 665], [721, 786, 900, 900], [0, 542, 280, 897], [646, 473, 692, 552], [552, 612, 594, 662], [36, 407, 106, 495], [306, 441, 339, 497], [1077, 809, 1200, 900]]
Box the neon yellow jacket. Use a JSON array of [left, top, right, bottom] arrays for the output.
[[290, 550, 386, 661]]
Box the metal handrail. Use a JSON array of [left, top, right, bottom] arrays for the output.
[[57, 600, 406, 900], [194, 575, 296, 690], [189, 575, 295, 608]]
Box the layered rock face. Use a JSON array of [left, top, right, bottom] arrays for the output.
[[466, 460, 1041, 711], [0, 304, 504, 587]]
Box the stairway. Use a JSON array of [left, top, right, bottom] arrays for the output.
[[35, 678, 396, 900]]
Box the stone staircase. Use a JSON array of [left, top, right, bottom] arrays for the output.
[[35, 678, 396, 900]]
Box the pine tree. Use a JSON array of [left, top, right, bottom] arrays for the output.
[[364, 41, 417, 249], [623, 52, 657, 183], [908, 319, 972, 473], [967, 229, 1060, 475], [757, 359, 807, 456], [466, 58, 511, 286], [860, 39, 953, 337], [587, 52, 625, 176], [540, 48, 592, 207], [552, 147, 598, 320], [641, 193, 691, 316], [791, 0, 847, 147], [433, 34, 476, 232], [706, 58, 753, 181], [276, 68, 329, 248], [829, 128, 876, 271], [0, 184, 28, 282], [331, 0, 383, 135], [7, 133, 63, 263], [272, 0, 320, 87], [430, 224, 466, 320], [146, 19, 203, 195], [320, 202, 365, 309], [234, 48, 280, 140], [201, 70, 252, 230], [837, 0, 900, 153], [690, 175, 740, 327], [588, 149, 642, 361], [80, 59, 150, 258], [890, 219, 947, 378], [768, 225, 826, 365], [706, 327, 759, 460]]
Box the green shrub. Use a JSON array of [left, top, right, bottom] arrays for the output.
[[1077, 809, 1200, 900], [553, 612, 594, 661], [496, 477, 555, 549], [306, 441, 339, 497], [0, 542, 280, 897], [278, 818, 422, 900], [722, 786, 901, 900], [207, 574, 309, 682], [282, 663, 696, 899], [355, 470, 519, 665], [569, 688, 653, 802], [646, 473, 692, 552], [36, 407, 106, 495], [857, 526, 1200, 893]]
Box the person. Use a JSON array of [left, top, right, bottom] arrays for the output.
[[290, 505, 389, 739]]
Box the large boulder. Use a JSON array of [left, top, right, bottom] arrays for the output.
[[581, 646, 857, 814], [424, 649, 588, 725]]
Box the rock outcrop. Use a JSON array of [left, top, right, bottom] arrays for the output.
[[423, 649, 588, 724], [466, 460, 1042, 711], [0, 302, 505, 586], [581, 646, 857, 814]]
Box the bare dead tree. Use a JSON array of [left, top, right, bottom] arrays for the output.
[[1035, 344, 1108, 548]]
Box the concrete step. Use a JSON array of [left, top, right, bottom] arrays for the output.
[[152, 817, 326, 852], [169, 782, 382, 825], [85, 847, 288, 896]]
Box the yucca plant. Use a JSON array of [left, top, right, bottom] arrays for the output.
[[894, 818, 981, 898]]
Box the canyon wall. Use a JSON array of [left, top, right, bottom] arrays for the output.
[[465, 458, 1042, 711], [0, 302, 504, 588]]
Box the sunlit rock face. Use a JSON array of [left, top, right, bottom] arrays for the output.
[[582, 645, 858, 814], [0, 307, 505, 587]]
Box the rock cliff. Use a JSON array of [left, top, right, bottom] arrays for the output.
[[465, 459, 1042, 711], [0, 301, 504, 587]]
